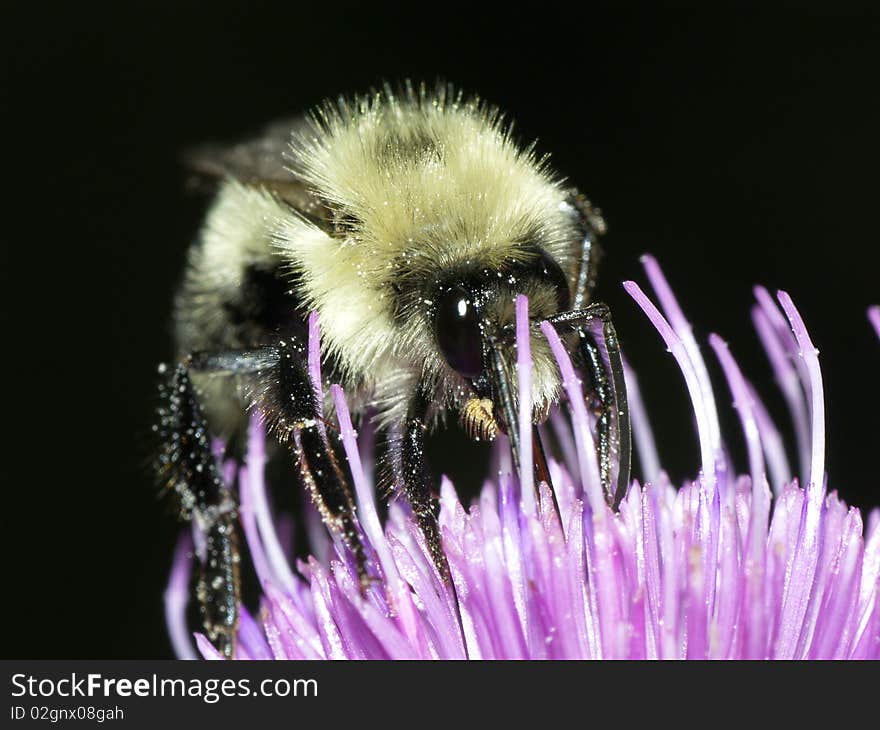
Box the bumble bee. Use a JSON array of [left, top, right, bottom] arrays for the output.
[[156, 83, 630, 658]]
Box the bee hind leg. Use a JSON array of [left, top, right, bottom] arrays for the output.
[[155, 362, 240, 658]]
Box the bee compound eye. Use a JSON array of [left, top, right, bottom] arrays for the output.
[[435, 285, 483, 378]]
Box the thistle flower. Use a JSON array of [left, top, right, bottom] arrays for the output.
[[165, 258, 880, 660]]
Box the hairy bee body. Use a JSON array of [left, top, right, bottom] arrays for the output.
[[162, 85, 625, 657]]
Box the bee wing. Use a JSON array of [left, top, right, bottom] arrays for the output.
[[183, 117, 332, 230]]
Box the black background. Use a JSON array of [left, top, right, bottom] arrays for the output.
[[3, 3, 880, 658]]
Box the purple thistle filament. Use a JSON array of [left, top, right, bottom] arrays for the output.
[[166, 259, 880, 660]]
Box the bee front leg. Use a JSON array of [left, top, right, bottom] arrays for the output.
[[549, 303, 632, 509], [578, 305, 632, 510]]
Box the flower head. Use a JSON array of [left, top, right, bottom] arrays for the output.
[[166, 258, 880, 659]]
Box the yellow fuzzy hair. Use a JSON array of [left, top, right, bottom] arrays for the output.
[[270, 85, 580, 425], [179, 85, 586, 431]]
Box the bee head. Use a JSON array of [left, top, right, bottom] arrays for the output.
[[427, 247, 573, 438]]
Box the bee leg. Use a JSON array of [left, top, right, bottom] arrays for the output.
[[566, 190, 606, 312], [289, 421, 370, 590], [577, 305, 632, 509], [400, 390, 469, 650], [156, 362, 240, 658], [401, 389, 453, 582], [548, 304, 632, 509], [189, 342, 370, 590], [562, 194, 631, 506], [265, 340, 370, 590]]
